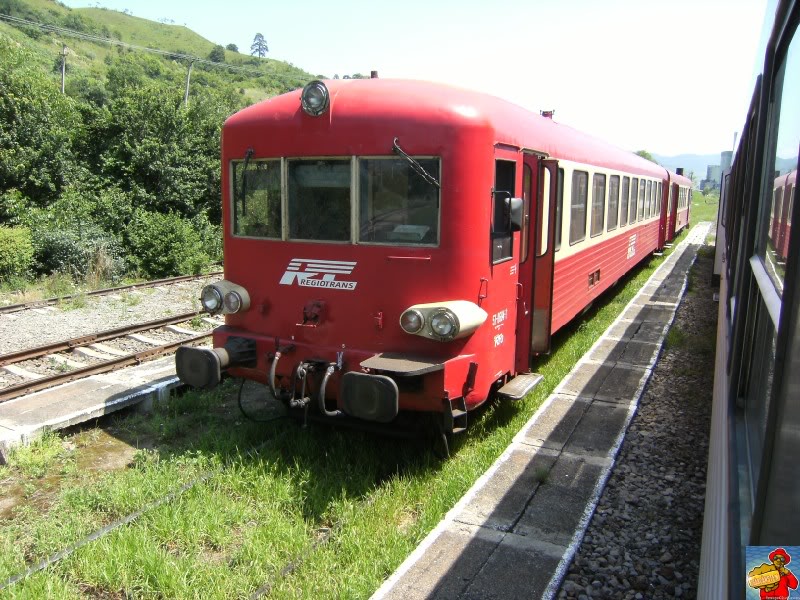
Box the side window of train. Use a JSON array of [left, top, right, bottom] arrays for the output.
[[638, 179, 646, 221], [591, 173, 606, 237], [759, 28, 799, 294], [232, 159, 282, 239], [645, 180, 652, 219], [492, 159, 516, 263], [620, 176, 630, 226], [630, 178, 639, 223], [570, 170, 588, 244], [521, 164, 532, 263], [555, 168, 564, 252], [608, 175, 620, 231]]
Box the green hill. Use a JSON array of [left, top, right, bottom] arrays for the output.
[[0, 0, 316, 102]]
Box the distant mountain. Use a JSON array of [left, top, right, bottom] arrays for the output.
[[652, 153, 722, 179]]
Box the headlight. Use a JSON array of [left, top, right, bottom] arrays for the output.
[[399, 309, 424, 334], [200, 281, 251, 315], [398, 300, 487, 342], [301, 80, 330, 117], [429, 310, 458, 340], [223, 291, 243, 314], [201, 285, 223, 314]]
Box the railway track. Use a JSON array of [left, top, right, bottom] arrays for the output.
[[0, 311, 221, 403], [0, 271, 223, 315]]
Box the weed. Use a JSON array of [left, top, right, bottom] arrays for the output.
[[534, 466, 550, 484], [7, 431, 66, 479], [44, 272, 76, 299], [665, 326, 688, 350]]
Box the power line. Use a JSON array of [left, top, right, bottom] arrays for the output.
[[0, 12, 271, 77]]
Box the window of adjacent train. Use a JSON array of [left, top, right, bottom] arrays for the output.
[[620, 176, 630, 226], [570, 170, 588, 244], [358, 157, 440, 246], [591, 173, 606, 237], [630, 178, 639, 222], [608, 175, 620, 231], [288, 159, 351, 242], [232, 159, 282, 238], [759, 29, 799, 294]]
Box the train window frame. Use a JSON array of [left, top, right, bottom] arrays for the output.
[[230, 158, 283, 240], [522, 163, 532, 263], [286, 157, 353, 243], [645, 180, 652, 219], [620, 176, 630, 226], [590, 173, 606, 237], [569, 170, 588, 245], [630, 178, 639, 223], [356, 156, 441, 247]]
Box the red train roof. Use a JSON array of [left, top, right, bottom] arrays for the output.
[[227, 78, 669, 179]]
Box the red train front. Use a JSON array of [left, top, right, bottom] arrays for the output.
[[176, 77, 684, 435]]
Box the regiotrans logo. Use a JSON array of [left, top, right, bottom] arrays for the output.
[[279, 258, 358, 291], [746, 546, 800, 599]]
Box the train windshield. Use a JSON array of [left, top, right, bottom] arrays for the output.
[[231, 156, 440, 246], [359, 158, 440, 245]]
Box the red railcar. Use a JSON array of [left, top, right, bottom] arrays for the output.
[[662, 171, 693, 245], [176, 78, 689, 435], [770, 170, 795, 263]]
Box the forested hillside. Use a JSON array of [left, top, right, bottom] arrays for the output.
[[0, 0, 316, 292]]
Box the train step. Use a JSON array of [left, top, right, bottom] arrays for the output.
[[497, 373, 543, 400]]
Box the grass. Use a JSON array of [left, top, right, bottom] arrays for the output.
[[0, 229, 697, 598]]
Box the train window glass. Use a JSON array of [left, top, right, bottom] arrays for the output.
[[492, 159, 516, 263], [608, 175, 620, 231], [522, 164, 532, 262], [630, 178, 638, 223], [570, 170, 588, 244], [357, 157, 440, 246], [759, 31, 798, 295], [645, 181, 652, 219], [590, 173, 606, 237], [555, 168, 564, 252], [288, 159, 352, 242], [620, 176, 630, 226], [638, 180, 646, 221], [232, 159, 282, 238]]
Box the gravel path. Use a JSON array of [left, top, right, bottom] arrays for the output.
[[556, 246, 716, 600], [0, 276, 219, 356]]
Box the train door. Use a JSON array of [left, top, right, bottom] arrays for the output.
[[515, 153, 558, 373], [658, 179, 669, 248], [668, 182, 679, 240]]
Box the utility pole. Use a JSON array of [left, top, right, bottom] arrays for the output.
[[60, 44, 67, 94], [184, 60, 194, 106]]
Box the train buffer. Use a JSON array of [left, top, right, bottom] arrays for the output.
[[496, 372, 543, 400]]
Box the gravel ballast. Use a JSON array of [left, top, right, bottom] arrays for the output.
[[556, 246, 716, 600]]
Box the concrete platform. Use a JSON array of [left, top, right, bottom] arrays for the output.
[[372, 222, 711, 600], [0, 356, 180, 461]]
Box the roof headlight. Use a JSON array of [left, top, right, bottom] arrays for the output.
[[201, 285, 223, 314], [429, 309, 458, 340], [301, 80, 330, 117], [400, 309, 425, 334]]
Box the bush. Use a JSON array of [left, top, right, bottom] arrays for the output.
[[0, 226, 34, 279], [33, 226, 126, 280], [125, 210, 208, 278]]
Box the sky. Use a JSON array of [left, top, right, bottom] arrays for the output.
[[61, 0, 772, 157]]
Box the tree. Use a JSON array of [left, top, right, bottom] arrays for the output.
[[635, 150, 657, 164], [208, 44, 225, 63], [250, 33, 268, 57], [225, 43, 238, 52]]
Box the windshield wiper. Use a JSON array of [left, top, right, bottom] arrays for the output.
[[392, 138, 440, 189]]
